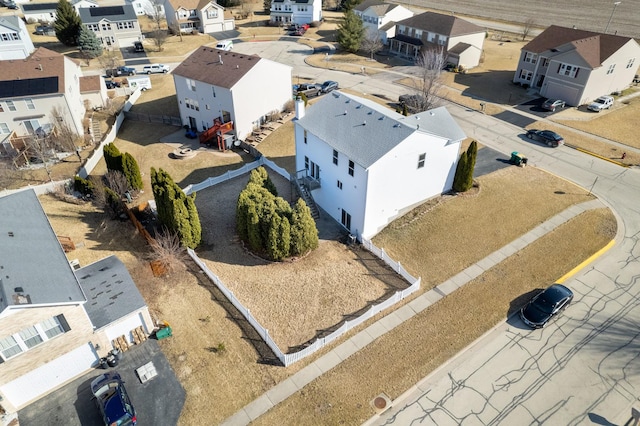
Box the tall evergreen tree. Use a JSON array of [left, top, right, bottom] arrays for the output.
[[54, 0, 82, 46], [452, 150, 468, 193], [103, 143, 122, 172], [122, 152, 143, 190], [151, 168, 201, 248], [78, 26, 103, 58], [464, 140, 478, 190], [340, 0, 362, 12], [290, 198, 318, 255], [336, 10, 365, 53]]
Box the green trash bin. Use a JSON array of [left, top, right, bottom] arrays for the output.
[[156, 326, 172, 340]]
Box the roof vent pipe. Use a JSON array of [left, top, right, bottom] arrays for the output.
[[219, 54, 223, 64]]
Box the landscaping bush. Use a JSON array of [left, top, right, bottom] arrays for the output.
[[74, 175, 94, 195]]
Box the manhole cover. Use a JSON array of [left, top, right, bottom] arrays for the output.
[[373, 396, 388, 409]]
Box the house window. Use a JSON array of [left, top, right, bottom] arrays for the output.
[[626, 58, 635, 68], [212, 87, 216, 97], [25, 98, 35, 110], [519, 69, 532, 81], [116, 22, 135, 30], [207, 9, 218, 19], [304, 156, 309, 170], [541, 58, 550, 67], [333, 149, 338, 165], [303, 129, 307, 144], [341, 209, 351, 231], [187, 78, 196, 91], [0, 335, 22, 359], [524, 52, 537, 64], [348, 160, 354, 176], [6, 100, 16, 111], [41, 315, 69, 338], [0, 123, 9, 134], [86, 24, 99, 31], [606, 64, 616, 74], [100, 23, 111, 31], [417, 153, 426, 168], [558, 63, 579, 78], [337, 180, 342, 189], [18, 326, 43, 349]]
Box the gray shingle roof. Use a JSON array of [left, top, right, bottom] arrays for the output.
[[0, 16, 22, 31], [79, 4, 137, 23], [76, 255, 147, 330], [397, 11, 484, 36], [297, 92, 464, 169], [0, 190, 86, 313]]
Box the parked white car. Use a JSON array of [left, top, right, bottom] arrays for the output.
[[587, 95, 614, 112], [142, 64, 170, 74]]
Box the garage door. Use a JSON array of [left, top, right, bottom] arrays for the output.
[[0, 343, 98, 409], [105, 312, 146, 345], [117, 37, 139, 48], [544, 81, 580, 106]]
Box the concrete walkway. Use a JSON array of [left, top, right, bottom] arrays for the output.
[[221, 198, 607, 425]]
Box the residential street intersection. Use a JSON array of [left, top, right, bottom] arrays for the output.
[[232, 41, 640, 425]]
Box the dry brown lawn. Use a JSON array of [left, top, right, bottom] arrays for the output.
[[255, 208, 616, 426]]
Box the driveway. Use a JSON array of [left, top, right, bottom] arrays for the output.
[[19, 340, 185, 426]]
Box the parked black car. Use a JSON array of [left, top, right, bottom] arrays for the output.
[[526, 129, 564, 147], [132, 41, 145, 53], [105, 80, 121, 89], [35, 25, 55, 36], [541, 98, 566, 112], [91, 372, 137, 425], [520, 284, 573, 328]]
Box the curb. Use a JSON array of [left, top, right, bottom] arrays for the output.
[[564, 144, 631, 168], [556, 239, 616, 283]]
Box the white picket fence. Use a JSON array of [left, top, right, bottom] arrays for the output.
[[185, 171, 421, 366], [182, 156, 291, 195]]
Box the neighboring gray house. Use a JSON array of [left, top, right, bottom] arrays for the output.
[[353, 0, 413, 45], [126, 0, 165, 17], [0, 189, 153, 414], [79, 4, 143, 49], [390, 11, 485, 69], [294, 92, 466, 239], [0, 16, 34, 60], [21, 0, 97, 24], [513, 25, 640, 106]]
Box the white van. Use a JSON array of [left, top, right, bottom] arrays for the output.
[[216, 40, 233, 51], [127, 75, 152, 91]]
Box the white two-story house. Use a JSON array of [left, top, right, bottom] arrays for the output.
[[513, 25, 640, 106], [126, 0, 165, 17], [353, 0, 413, 45], [0, 189, 154, 414], [21, 0, 97, 24], [270, 0, 322, 26], [164, 0, 234, 34], [0, 47, 85, 159], [294, 92, 466, 240], [172, 47, 292, 141], [391, 11, 485, 69], [79, 4, 143, 49], [0, 16, 34, 60]]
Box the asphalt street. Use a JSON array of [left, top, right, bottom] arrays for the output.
[[229, 41, 640, 425]]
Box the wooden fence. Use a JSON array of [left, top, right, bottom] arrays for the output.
[[123, 111, 182, 127]]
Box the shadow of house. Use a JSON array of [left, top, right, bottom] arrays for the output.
[[453, 70, 532, 105]]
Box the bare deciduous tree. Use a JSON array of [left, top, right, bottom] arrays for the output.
[[105, 169, 129, 196], [150, 0, 166, 30], [168, 21, 183, 42], [0, 160, 19, 190], [522, 18, 535, 41], [97, 52, 121, 75], [23, 134, 54, 181], [412, 47, 447, 112], [150, 29, 169, 52], [360, 29, 384, 60], [49, 107, 82, 154], [148, 229, 188, 274]]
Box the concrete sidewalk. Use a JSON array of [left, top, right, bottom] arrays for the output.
[[221, 198, 607, 425]]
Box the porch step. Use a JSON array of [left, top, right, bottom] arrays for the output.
[[90, 115, 102, 144]]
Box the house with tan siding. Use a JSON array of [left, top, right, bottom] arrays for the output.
[[513, 25, 640, 106], [390, 11, 485, 69], [79, 4, 143, 50], [353, 0, 413, 45], [0, 189, 154, 414], [164, 0, 234, 34]]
